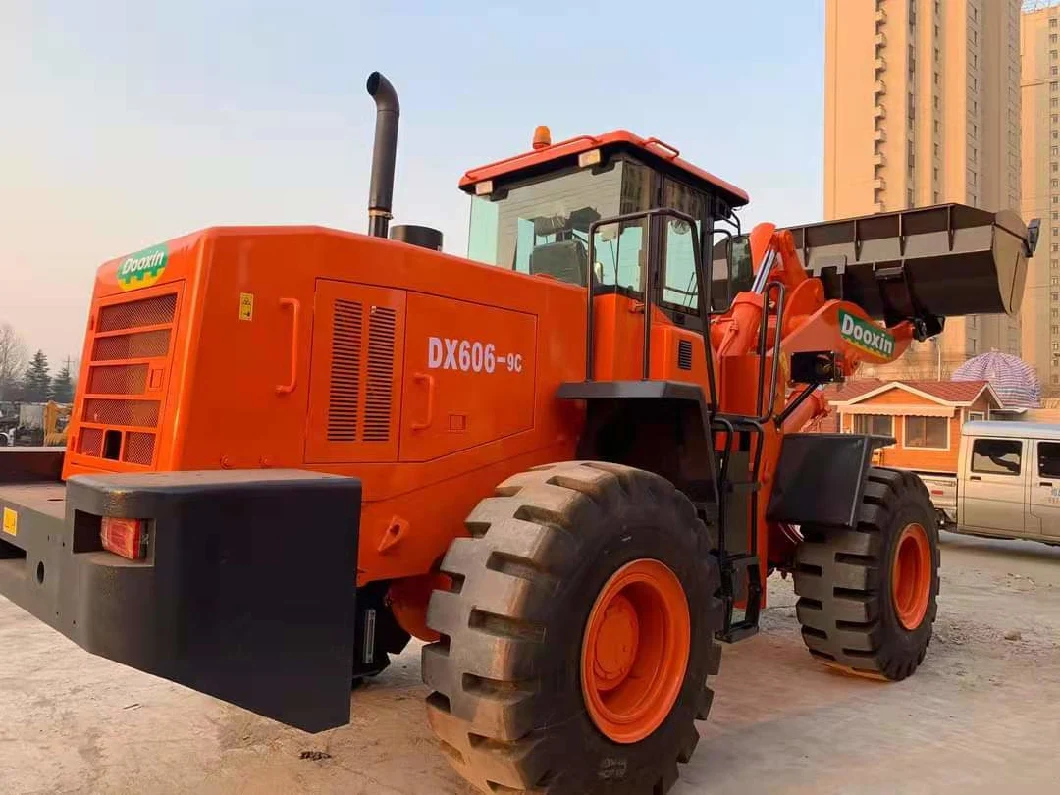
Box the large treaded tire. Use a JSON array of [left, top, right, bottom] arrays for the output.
[[793, 467, 939, 680], [422, 461, 723, 795]]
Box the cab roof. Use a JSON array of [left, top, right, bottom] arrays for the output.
[[458, 130, 750, 209]]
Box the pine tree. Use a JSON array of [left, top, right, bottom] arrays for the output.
[[51, 364, 74, 403], [21, 350, 51, 403]]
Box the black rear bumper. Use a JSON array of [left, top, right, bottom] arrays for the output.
[[0, 453, 361, 733]]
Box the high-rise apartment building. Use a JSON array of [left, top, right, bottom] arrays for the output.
[[824, 0, 1023, 379], [1021, 2, 1060, 394]]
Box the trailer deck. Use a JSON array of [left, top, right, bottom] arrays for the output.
[[0, 482, 66, 521]]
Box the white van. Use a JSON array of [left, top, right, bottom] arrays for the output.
[[922, 421, 1060, 546]]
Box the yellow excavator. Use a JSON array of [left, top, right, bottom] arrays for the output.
[[42, 401, 71, 447]]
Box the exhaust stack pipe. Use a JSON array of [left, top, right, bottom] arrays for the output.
[[366, 71, 399, 238]]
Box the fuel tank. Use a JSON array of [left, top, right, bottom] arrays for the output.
[[782, 204, 1036, 324]]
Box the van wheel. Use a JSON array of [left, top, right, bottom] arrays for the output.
[[422, 462, 722, 794], [793, 467, 939, 680]]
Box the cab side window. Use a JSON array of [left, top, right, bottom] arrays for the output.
[[1038, 441, 1060, 479], [662, 218, 701, 310], [660, 178, 708, 314], [971, 439, 1022, 476]]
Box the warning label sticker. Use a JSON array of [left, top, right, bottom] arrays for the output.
[[2, 507, 17, 537]]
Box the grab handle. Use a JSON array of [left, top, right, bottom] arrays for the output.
[[641, 137, 680, 159], [411, 373, 435, 430], [276, 298, 300, 395]]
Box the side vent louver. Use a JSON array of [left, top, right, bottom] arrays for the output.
[[307, 282, 405, 464], [326, 300, 396, 444], [677, 339, 693, 371], [364, 306, 397, 442], [327, 299, 363, 441]]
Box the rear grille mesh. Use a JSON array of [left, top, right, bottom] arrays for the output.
[[78, 428, 104, 456], [327, 299, 363, 442], [97, 293, 177, 332], [82, 398, 160, 427], [76, 289, 178, 469], [364, 307, 397, 442], [92, 329, 171, 361], [122, 432, 155, 465], [87, 363, 149, 395]]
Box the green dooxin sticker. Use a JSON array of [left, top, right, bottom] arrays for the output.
[[116, 242, 170, 291], [838, 309, 895, 358]]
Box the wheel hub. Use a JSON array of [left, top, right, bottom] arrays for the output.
[[580, 558, 691, 744], [892, 522, 931, 630], [591, 594, 640, 687]]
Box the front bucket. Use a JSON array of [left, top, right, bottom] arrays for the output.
[[783, 204, 1035, 323]]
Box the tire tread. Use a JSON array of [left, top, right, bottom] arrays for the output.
[[793, 467, 939, 679]]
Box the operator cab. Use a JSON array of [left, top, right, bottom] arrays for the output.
[[459, 129, 753, 320], [461, 130, 768, 640]]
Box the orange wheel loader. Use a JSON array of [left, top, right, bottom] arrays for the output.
[[0, 73, 1038, 794]]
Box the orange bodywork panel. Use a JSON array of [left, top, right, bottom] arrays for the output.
[[590, 294, 709, 385], [64, 227, 587, 592]]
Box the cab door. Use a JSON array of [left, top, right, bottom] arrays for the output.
[[1029, 440, 1060, 538], [961, 437, 1030, 537]]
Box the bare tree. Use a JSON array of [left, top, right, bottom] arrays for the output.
[[0, 323, 28, 401]]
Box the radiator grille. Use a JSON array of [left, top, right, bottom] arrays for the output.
[[82, 398, 160, 427], [677, 339, 693, 371], [97, 293, 177, 332], [122, 432, 155, 465], [363, 307, 397, 442], [92, 329, 171, 361], [74, 288, 178, 469], [87, 363, 149, 395], [327, 300, 363, 442]]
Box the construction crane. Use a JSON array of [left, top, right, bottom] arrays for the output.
[[0, 73, 1036, 794]]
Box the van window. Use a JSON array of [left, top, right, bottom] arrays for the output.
[[971, 439, 1022, 476], [1038, 442, 1060, 479]]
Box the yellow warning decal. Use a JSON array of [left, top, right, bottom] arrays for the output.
[[2, 507, 17, 537], [239, 292, 254, 321]]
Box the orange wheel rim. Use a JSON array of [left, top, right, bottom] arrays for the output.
[[892, 523, 931, 630], [580, 558, 691, 744]]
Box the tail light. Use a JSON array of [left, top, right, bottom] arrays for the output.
[[101, 517, 148, 559]]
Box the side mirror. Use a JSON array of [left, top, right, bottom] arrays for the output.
[[710, 233, 731, 312], [1027, 218, 1041, 257], [709, 232, 754, 312]]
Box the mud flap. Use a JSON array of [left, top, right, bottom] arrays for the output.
[[767, 433, 892, 527], [0, 469, 359, 732]]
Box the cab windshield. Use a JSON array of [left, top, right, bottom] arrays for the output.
[[466, 156, 716, 313]]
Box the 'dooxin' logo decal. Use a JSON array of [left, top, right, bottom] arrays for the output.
[[116, 243, 170, 291], [838, 309, 895, 359]]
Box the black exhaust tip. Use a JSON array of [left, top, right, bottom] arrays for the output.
[[366, 72, 399, 239]]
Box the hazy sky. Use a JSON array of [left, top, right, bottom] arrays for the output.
[[1, 1, 824, 368]]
